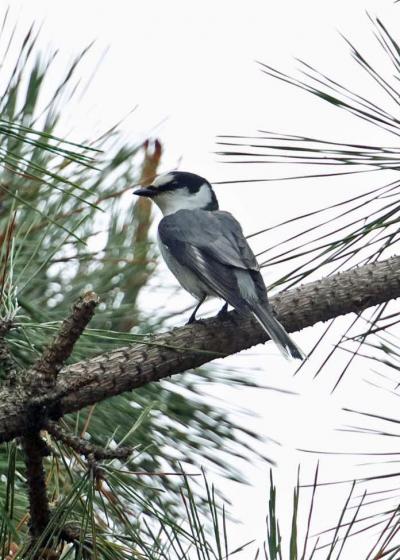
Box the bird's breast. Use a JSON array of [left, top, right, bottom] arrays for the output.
[[157, 232, 209, 300]]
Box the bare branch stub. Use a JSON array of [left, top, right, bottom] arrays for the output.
[[47, 421, 133, 461], [32, 291, 100, 388]]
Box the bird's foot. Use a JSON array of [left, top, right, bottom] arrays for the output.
[[186, 316, 206, 326], [187, 310, 205, 325], [186, 297, 206, 325]]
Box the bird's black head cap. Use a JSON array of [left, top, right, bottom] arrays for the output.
[[135, 171, 219, 211]]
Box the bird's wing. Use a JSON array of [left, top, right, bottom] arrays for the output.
[[159, 209, 259, 271], [158, 209, 261, 308], [209, 211, 260, 271]]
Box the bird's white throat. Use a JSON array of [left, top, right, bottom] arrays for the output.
[[153, 183, 213, 216]]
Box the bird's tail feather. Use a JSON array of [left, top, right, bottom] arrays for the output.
[[251, 304, 304, 361]]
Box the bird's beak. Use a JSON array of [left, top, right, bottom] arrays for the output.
[[133, 186, 157, 197]]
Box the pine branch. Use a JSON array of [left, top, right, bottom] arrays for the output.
[[47, 421, 133, 461], [21, 433, 51, 538], [20, 431, 55, 560], [31, 292, 99, 388], [19, 292, 99, 558], [0, 255, 399, 444]]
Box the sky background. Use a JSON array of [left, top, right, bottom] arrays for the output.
[[7, 0, 400, 557]]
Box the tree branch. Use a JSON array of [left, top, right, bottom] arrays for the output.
[[20, 292, 99, 558], [0, 255, 399, 444], [21, 433, 51, 538], [31, 291, 99, 388], [47, 421, 133, 461]]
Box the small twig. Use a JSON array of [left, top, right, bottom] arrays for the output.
[[59, 523, 93, 558], [59, 523, 80, 543], [60, 523, 90, 546], [46, 421, 134, 461], [31, 291, 99, 388]]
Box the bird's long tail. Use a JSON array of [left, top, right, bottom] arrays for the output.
[[250, 304, 304, 360]]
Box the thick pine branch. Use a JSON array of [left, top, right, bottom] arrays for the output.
[[0, 255, 399, 444]]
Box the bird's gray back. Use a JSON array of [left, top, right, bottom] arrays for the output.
[[159, 209, 260, 271]]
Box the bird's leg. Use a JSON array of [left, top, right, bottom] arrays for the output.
[[217, 302, 229, 318], [187, 296, 206, 324]]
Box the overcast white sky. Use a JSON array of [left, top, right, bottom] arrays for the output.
[[8, 0, 400, 557]]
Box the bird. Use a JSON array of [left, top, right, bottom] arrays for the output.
[[134, 171, 303, 360]]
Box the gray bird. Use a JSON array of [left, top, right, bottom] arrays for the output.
[[134, 171, 303, 360]]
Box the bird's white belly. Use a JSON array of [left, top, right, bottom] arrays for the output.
[[157, 235, 209, 300]]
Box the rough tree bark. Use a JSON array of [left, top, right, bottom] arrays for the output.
[[0, 255, 399, 445]]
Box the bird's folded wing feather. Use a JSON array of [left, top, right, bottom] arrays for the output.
[[159, 209, 259, 270], [158, 209, 260, 308]]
